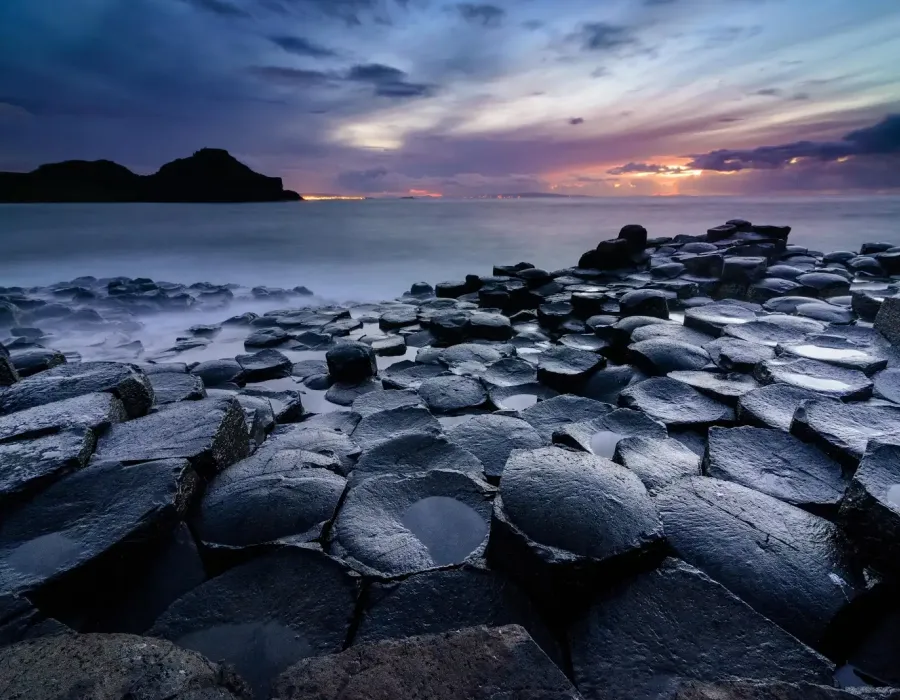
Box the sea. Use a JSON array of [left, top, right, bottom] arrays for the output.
[[2, 195, 899, 303]]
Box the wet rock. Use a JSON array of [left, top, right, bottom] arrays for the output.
[[350, 405, 441, 449], [852, 290, 885, 321], [725, 315, 825, 347], [94, 397, 249, 476], [520, 394, 614, 441], [537, 346, 605, 391], [618, 223, 648, 251], [875, 297, 900, 347], [488, 382, 558, 411], [668, 370, 760, 405], [839, 440, 900, 576], [874, 368, 900, 404], [656, 476, 865, 649], [705, 337, 775, 372], [619, 289, 669, 319], [796, 301, 855, 325], [0, 429, 95, 507], [371, 335, 406, 356], [149, 371, 206, 405], [438, 343, 503, 376], [236, 349, 292, 382], [580, 364, 645, 404], [426, 309, 471, 344], [244, 327, 291, 348], [264, 425, 360, 475], [552, 408, 667, 458], [469, 311, 514, 340], [325, 341, 376, 383], [619, 377, 734, 429], [0, 392, 126, 444], [721, 256, 767, 284], [705, 426, 846, 514], [272, 625, 579, 700], [378, 306, 418, 331], [791, 399, 900, 467], [9, 348, 66, 378], [0, 355, 17, 387], [748, 277, 804, 302], [0, 361, 152, 419], [482, 356, 538, 387], [737, 383, 821, 431], [0, 633, 251, 699], [755, 357, 873, 400], [569, 558, 832, 700], [332, 469, 494, 577], [612, 436, 701, 491], [191, 359, 246, 388], [685, 303, 758, 336], [631, 322, 716, 347], [778, 335, 887, 375], [797, 272, 851, 297], [150, 547, 357, 699], [669, 679, 900, 700], [435, 280, 468, 298], [350, 389, 422, 417], [417, 374, 487, 413], [0, 593, 67, 646], [629, 338, 711, 375], [447, 414, 546, 481], [351, 432, 484, 484], [324, 378, 380, 407]]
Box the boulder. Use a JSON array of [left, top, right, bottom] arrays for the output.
[[737, 383, 822, 431], [0, 392, 126, 444], [468, 311, 514, 340], [236, 349, 292, 382], [755, 357, 873, 400], [190, 358, 246, 388], [619, 289, 669, 319], [417, 375, 487, 413], [569, 559, 832, 700], [351, 431, 483, 483], [9, 348, 66, 378], [326, 342, 377, 383], [94, 397, 249, 477], [0, 361, 152, 418], [149, 371, 206, 405], [150, 547, 357, 699], [619, 377, 734, 429], [612, 436, 701, 491], [272, 625, 580, 700], [629, 338, 711, 375], [520, 395, 614, 441], [656, 476, 865, 649], [875, 296, 900, 347], [551, 408, 666, 458], [446, 414, 546, 481], [244, 327, 290, 348], [537, 346, 605, 391], [797, 272, 851, 297], [618, 223, 648, 251]]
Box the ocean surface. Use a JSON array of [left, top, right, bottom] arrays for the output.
[[2, 196, 899, 303]]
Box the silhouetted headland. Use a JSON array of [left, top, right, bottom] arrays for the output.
[[0, 148, 302, 203]]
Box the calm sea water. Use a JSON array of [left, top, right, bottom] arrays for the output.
[[1, 196, 899, 303]]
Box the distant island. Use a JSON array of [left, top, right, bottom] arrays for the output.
[[0, 148, 302, 203]]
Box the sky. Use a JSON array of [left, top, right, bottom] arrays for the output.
[[1, 0, 899, 197]]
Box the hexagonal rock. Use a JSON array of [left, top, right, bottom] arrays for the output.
[[350, 406, 441, 450], [488, 447, 664, 611], [629, 338, 711, 375], [619, 289, 669, 319], [148, 371, 206, 405], [725, 315, 825, 347], [245, 327, 291, 348], [94, 397, 250, 477], [236, 348, 292, 382], [482, 356, 538, 387], [778, 337, 888, 376], [437, 343, 504, 374], [0, 458, 198, 602], [656, 476, 865, 649], [551, 408, 667, 458], [755, 357, 873, 400], [0, 361, 152, 418], [619, 377, 734, 429], [568, 559, 832, 700], [737, 383, 822, 432], [447, 414, 546, 481], [0, 429, 95, 508], [468, 311, 514, 340], [685, 303, 757, 336], [520, 394, 614, 441], [537, 346, 606, 391], [378, 305, 418, 330], [0, 392, 126, 444], [354, 567, 556, 658], [0, 633, 251, 699], [705, 337, 775, 372], [668, 370, 760, 405], [417, 374, 487, 414], [351, 432, 484, 484], [190, 358, 246, 387], [796, 272, 851, 297], [612, 436, 701, 492], [264, 424, 361, 475], [381, 361, 450, 390], [325, 341, 377, 384], [874, 368, 900, 404], [150, 546, 357, 699], [875, 296, 900, 347], [790, 398, 900, 467], [331, 470, 495, 577], [9, 347, 66, 378], [704, 426, 846, 515], [840, 440, 900, 577]]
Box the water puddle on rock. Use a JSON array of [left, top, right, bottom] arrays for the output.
[[400, 496, 488, 566], [438, 414, 478, 430], [178, 622, 311, 699], [669, 312, 685, 325], [298, 388, 347, 414], [6, 532, 84, 578], [886, 485, 900, 509], [589, 430, 626, 458], [790, 344, 869, 362], [780, 372, 851, 392], [499, 394, 539, 411]]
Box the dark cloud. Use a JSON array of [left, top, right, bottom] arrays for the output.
[[336, 166, 391, 191], [754, 88, 782, 97], [573, 23, 638, 52], [265, 0, 407, 25], [180, 0, 250, 18], [685, 114, 900, 171], [269, 35, 337, 57], [347, 63, 433, 98], [454, 3, 505, 27], [791, 92, 811, 101], [607, 162, 691, 175], [247, 66, 334, 85], [569, 117, 584, 125]]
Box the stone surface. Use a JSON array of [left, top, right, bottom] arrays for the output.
[[264, 424, 360, 475], [551, 408, 667, 457], [326, 341, 377, 383], [236, 348, 292, 382], [537, 346, 605, 391], [668, 370, 760, 405], [0, 392, 126, 444], [190, 358, 246, 388], [350, 405, 440, 449], [737, 383, 822, 431], [569, 558, 832, 700], [668, 680, 900, 700], [520, 394, 614, 441], [273, 625, 580, 700], [0, 429, 95, 507], [619, 377, 734, 429], [94, 397, 249, 476], [151, 547, 357, 699], [417, 374, 487, 413], [755, 357, 874, 400], [875, 296, 900, 346], [9, 347, 66, 377], [657, 476, 865, 649], [446, 414, 546, 480], [351, 431, 484, 483], [149, 370, 206, 405], [629, 338, 711, 375], [685, 303, 757, 336], [612, 436, 701, 491], [705, 337, 776, 372], [0, 633, 251, 699]]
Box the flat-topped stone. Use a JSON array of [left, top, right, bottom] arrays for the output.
[[668, 370, 760, 405], [351, 431, 484, 484], [737, 383, 822, 431], [551, 408, 666, 458], [520, 394, 614, 441], [446, 414, 545, 481], [755, 356, 873, 400], [612, 436, 701, 491], [0, 392, 126, 444], [619, 377, 734, 429], [148, 370, 206, 405]]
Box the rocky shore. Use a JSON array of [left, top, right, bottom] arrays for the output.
[[1, 220, 900, 699]]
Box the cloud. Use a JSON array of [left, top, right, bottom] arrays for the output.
[[569, 117, 584, 125], [180, 0, 250, 18], [336, 166, 392, 191], [269, 35, 337, 57], [454, 3, 505, 27], [754, 88, 782, 97], [247, 66, 333, 85], [685, 114, 900, 171], [606, 162, 692, 175], [346, 63, 433, 98], [573, 22, 638, 52]]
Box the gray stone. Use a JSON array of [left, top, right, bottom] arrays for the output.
[[551, 408, 667, 458], [755, 357, 873, 400], [447, 414, 546, 480], [0, 392, 126, 444], [351, 432, 484, 484], [520, 395, 614, 441], [417, 375, 487, 413], [668, 370, 760, 405], [9, 348, 66, 378], [350, 405, 440, 449], [149, 371, 206, 405], [619, 377, 734, 429], [612, 436, 701, 491], [236, 349, 292, 382], [0, 429, 95, 507], [737, 383, 822, 431], [875, 296, 900, 346], [629, 338, 711, 375], [191, 359, 246, 388]]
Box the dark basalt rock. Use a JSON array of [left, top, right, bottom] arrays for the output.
[[350, 406, 441, 450], [721, 255, 767, 284], [0, 361, 152, 418], [795, 301, 856, 325], [559, 333, 609, 352], [272, 625, 580, 700], [852, 290, 886, 321], [264, 425, 360, 475], [331, 470, 495, 577], [704, 426, 846, 515], [417, 374, 487, 413], [438, 342, 504, 376], [568, 558, 832, 700], [0, 355, 17, 387], [725, 315, 825, 347], [551, 408, 667, 458], [243, 386, 305, 423], [631, 322, 716, 347], [324, 378, 380, 407], [351, 432, 484, 484], [755, 357, 874, 400], [839, 440, 900, 576], [685, 303, 758, 336], [537, 346, 605, 391], [669, 680, 900, 700], [0, 429, 95, 508], [580, 364, 645, 404], [619, 377, 734, 429], [0, 457, 197, 609], [148, 370, 206, 405], [488, 447, 664, 611], [747, 277, 803, 302], [612, 436, 701, 491], [236, 349, 292, 382], [705, 336, 775, 372], [668, 370, 760, 405], [875, 297, 900, 347], [245, 327, 291, 348], [350, 389, 423, 417], [0, 633, 251, 699], [447, 414, 545, 481], [371, 335, 406, 355], [520, 394, 614, 441], [488, 382, 558, 411], [656, 476, 865, 650], [797, 272, 852, 297], [150, 547, 357, 699], [629, 338, 711, 375], [0, 593, 67, 646], [619, 289, 669, 319], [189, 323, 221, 338], [94, 397, 249, 476], [737, 383, 822, 431], [482, 356, 538, 386], [195, 455, 346, 549], [791, 399, 900, 467], [468, 311, 514, 340], [378, 306, 418, 330], [618, 223, 648, 251], [0, 392, 126, 444], [874, 368, 900, 404], [9, 348, 66, 377], [326, 341, 377, 383], [778, 335, 888, 375], [191, 358, 246, 388]]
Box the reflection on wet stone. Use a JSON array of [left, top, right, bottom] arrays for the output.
[[589, 431, 625, 458], [400, 496, 489, 566]]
